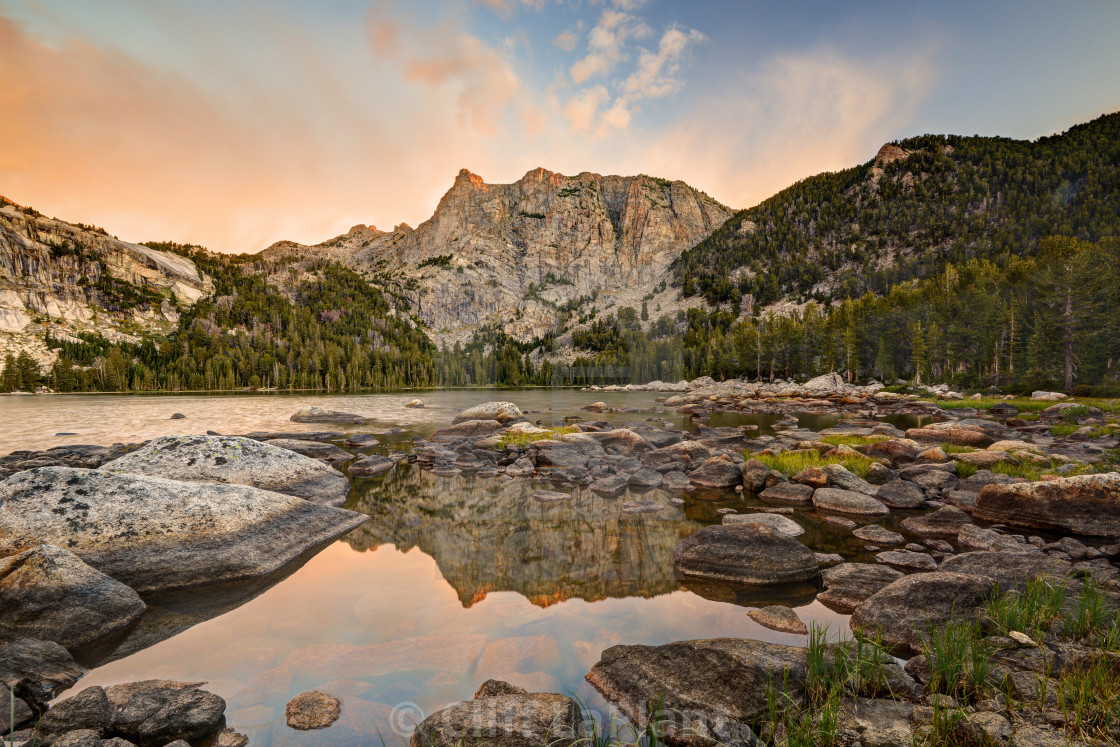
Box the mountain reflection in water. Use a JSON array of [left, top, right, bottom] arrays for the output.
[[72, 463, 851, 745]]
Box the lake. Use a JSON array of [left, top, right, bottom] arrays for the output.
[[0, 389, 924, 745]]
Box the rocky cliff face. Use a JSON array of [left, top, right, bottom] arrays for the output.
[[263, 168, 731, 344], [0, 200, 213, 366]]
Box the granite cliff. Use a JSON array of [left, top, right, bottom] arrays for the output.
[[262, 168, 732, 345], [0, 199, 213, 366]]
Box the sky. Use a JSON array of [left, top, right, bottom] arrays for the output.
[[1, 0, 1118, 254]]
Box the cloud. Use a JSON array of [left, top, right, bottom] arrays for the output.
[[473, 0, 545, 18], [564, 20, 705, 136], [568, 9, 651, 85], [553, 29, 579, 51], [367, 4, 520, 136], [631, 45, 938, 210]]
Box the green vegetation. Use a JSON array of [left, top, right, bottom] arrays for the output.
[[518, 210, 546, 219], [675, 113, 1120, 308], [0, 350, 42, 392], [40, 248, 440, 392], [417, 254, 452, 269], [984, 578, 1066, 641], [762, 625, 894, 746], [924, 620, 993, 700], [755, 449, 876, 478], [494, 426, 577, 449], [818, 434, 888, 448]]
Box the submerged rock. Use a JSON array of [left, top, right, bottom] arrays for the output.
[[286, 690, 341, 730], [673, 524, 819, 586], [0, 543, 146, 650], [349, 455, 395, 477], [973, 473, 1120, 536], [102, 434, 350, 506], [0, 467, 368, 594]]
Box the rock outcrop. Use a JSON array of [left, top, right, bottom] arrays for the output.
[[0, 201, 212, 365], [0, 467, 368, 593], [973, 473, 1120, 536], [410, 682, 585, 747], [261, 168, 732, 345], [101, 434, 351, 506]]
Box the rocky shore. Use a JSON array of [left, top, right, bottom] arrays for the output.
[[1, 375, 1118, 746]]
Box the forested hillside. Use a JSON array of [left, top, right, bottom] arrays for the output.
[[26, 246, 441, 392], [674, 112, 1120, 310]]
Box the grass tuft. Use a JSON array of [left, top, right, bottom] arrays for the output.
[[984, 577, 1066, 641], [924, 619, 992, 701], [495, 426, 578, 449], [756, 450, 877, 478]]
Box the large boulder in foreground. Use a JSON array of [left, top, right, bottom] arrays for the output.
[[452, 401, 522, 424], [0, 543, 146, 650], [102, 435, 350, 507], [410, 682, 584, 747], [586, 639, 805, 742], [0, 467, 368, 594], [849, 572, 991, 654], [291, 406, 365, 423], [105, 679, 226, 747], [673, 524, 819, 586], [972, 473, 1120, 536]]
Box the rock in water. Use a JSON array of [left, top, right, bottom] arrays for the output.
[[722, 513, 805, 537], [263, 438, 354, 466], [688, 457, 744, 488], [748, 605, 808, 634], [452, 401, 522, 424], [0, 543, 146, 650], [290, 406, 366, 423], [349, 455, 395, 476], [101, 434, 350, 506], [818, 563, 903, 613], [812, 487, 889, 516], [0, 467, 368, 594], [410, 689, 584, 747], [405, 399, 425, 408], [673, 524, 819, 586], [286, 690, 341, 730], [849, 572, 992, 654], [973, 473, 1120, 536], [586, 638, 806, 740]]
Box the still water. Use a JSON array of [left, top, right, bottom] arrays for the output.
[[0, 390, 917, 745]]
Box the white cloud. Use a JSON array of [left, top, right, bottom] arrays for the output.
[[564, 18, 705, 136], [563, 84, 610, 131], [568, 9, 651, 85], [473, 0, 545, 18]]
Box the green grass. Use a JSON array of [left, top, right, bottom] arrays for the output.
[[984, 577, 1067, 641], [495, 426, 578, 450], [819, 434, 889, 447], [955, 462, 979, 479], [1050, 424, 1080, 437], [924, 620, 993, 701], [942, 444, 977, 454], [1056, 655, 1120, 743], [761, 625, 895, 746], [1063, 578, 1113, 640], [756, 450, 877, 478]]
